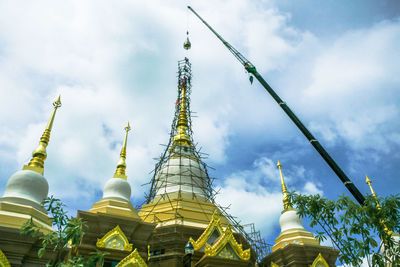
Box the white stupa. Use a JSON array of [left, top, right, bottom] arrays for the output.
[[89, 122, 140, 219], [272, 161, 320, 252], [0, 96, 62, 232]]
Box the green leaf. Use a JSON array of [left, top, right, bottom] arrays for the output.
[[38, 247, 46, 258]]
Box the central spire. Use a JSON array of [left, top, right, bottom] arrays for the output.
[[170, 57, 194, 155], [23, 95, 62, 175], [143, 57, 214, 205], [172, 86, 191, 146]]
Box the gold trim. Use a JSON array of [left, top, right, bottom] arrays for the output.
[[271, 261, 279, 267], [189, 210, 224, 250], [116, 248, 147, 267], [0, 249, 11, 267], [96, 225, 133, 252], [189, 210, 250, 260], [311, 253, 329, 267], [204, 226, 251, 261]]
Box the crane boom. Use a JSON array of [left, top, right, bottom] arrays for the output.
[[188, 6, 366, 205]]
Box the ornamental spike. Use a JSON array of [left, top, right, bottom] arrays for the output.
[[23, 96, 62, 175], [277, 160, 292, 211], [114, 122, 131, 179]]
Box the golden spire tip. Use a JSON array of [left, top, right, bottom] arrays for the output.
[[365, 175, 371, 184], [23, 96, 62, 175], [114, 122, 131, 179], [125, 122, 131, 132], [277, 160, 292, 211]]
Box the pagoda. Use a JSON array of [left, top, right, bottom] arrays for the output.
[[138, 58, 255, 266], [260, 161, 339, 267]]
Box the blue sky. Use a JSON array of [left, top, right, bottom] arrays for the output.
[[0, 0, 399, 254]]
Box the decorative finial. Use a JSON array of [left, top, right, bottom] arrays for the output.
[[23, 96, 62, 175], [366, 175, 392, 235], [183, 31, 191, 50], [114, 122, 131, 179], [365, 175, 377, 198], [277, 160, 292, 211]]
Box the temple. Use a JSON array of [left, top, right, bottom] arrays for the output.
[[0, 59, 339, 267]]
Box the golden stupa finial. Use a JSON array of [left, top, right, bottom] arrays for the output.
[[365, 175, 377, 198], [365, 175, 393, 235], [23, 95, 62, 175], [173, 86, 191, 146], [277, 160, 292, 211], [114, 122, 131, 179]]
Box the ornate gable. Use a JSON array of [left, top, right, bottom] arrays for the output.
[[96, 225, 133, 252], [116, 249, 147, 267], [189, 210, 224, 250], [189, 210, 251, 261], [204, 226, 250, 261], [311, 253, 329, 267]]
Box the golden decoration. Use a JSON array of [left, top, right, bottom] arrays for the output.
[[365, 175, 378, 200], [0, 249, 11, 267], [189, 210, 224, 250], [173, 87, 191, 146], [96, 225, 133, 252], [116, 248, 147, 267], [270, 262, 279, 267], [311, 253, 329, 267], [114, 122, 131, 179], [23, 95, 62, 175], [365, 175, 392, 235], [277, 161, 293, 211], [218, 246, 235, 259], [204, 226, 251, 261], [189, 210, 250, 261]]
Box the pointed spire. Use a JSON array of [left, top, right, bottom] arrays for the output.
[[366, 175, 393, 235], [23, 95, 62, 175], [173, 86, 191, 146], [114, 122, 131, 179], [277, 161, 292, 211], [365, 175, 377, 198]]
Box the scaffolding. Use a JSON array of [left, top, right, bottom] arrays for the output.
[[140, 57, 271, 261]]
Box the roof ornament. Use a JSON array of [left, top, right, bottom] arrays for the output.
[[366, 175, 393, 235], [365, 175, 377, 199], [277, 161, 293, 211], [23, 95, 62, 175], [183, 31, 191, 50], [114, 122, 131, 179]]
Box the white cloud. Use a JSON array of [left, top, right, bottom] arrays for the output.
[[302, 181, 323, 196], [296, 21, 400, 154]]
